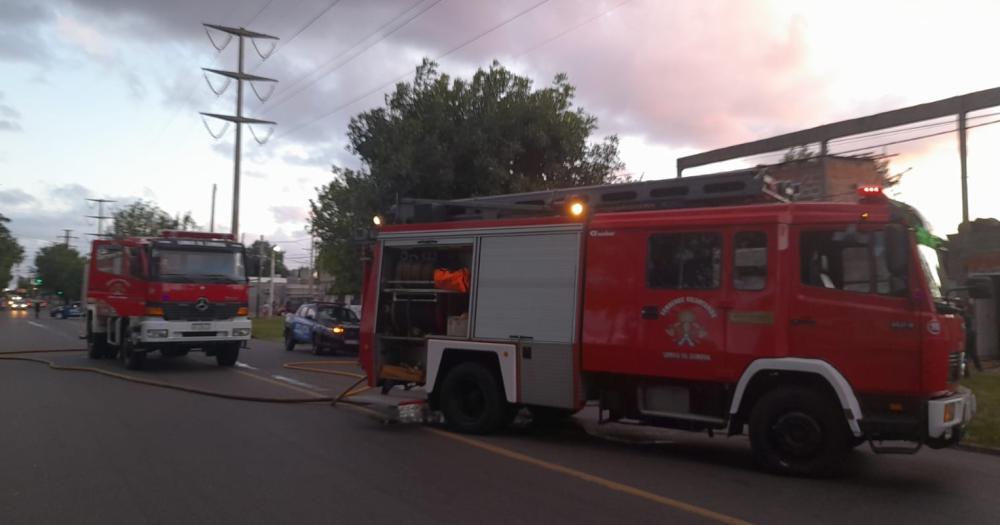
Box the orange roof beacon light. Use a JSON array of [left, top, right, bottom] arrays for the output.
[[372, 215, 383, 227], [566, 197, 587, 219]]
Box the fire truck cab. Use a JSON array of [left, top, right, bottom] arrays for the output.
[[84, 231, 251, 369], [360, 170, 978, 475]]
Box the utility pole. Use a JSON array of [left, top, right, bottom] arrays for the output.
[[86, 198, 115, 238], [210, 183, 217, 233], [200, 24, 278, 240], [308, 234, 315, 300], [60, 229, 78, 247], [268, 245, 281, 317], [255, 235, 264, 317]]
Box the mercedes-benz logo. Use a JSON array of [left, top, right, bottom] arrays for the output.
[[194, 298, 210, 311]]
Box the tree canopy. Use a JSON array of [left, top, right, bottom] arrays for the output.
[[0, 213, 25, 289], [111, 200, 197, 239], [34, 244, 86, 301], [246, 240, 288, 278], [311, 59, 625, 292]]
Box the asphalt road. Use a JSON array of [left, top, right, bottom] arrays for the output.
[[2, 310, 1000, 525]]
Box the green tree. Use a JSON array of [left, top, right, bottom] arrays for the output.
[[0, 213, 25, 289], [311, 59, 625, 292], [246, 240, 287, 277], [111, 200, 197, 239], [34, 244, 86, 301]]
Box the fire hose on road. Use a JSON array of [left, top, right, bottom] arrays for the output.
[[0, 349, 371, 405]]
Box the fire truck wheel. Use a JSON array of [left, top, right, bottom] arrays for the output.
[[86, 315, 110, 360], [284, 331, 296, 352], [119, 339, 145, 370], [748, 387, 848, 476], [216, 343, 240, 366], [440, 362, 512, 435]]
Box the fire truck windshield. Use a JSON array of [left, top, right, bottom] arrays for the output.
[[150, 247, 246, 284]]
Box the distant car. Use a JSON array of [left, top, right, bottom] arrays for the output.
[[283, 302, 360, 355], [50, 304, 82, 319], [10, 301, 29, 310]]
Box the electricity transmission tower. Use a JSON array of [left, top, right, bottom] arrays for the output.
[[86, 198, 115, 238], [200, 23, 279, 239]]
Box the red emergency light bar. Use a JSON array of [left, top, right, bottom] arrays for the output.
[[159, 230, 236, 241], [857, 185, 888, 202]]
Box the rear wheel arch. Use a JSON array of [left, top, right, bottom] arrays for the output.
[[429, 349, 504, 408]]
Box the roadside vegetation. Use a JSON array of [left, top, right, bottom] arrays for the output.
[[963, 371, 1000, 449], [252, 317, 284, 342]]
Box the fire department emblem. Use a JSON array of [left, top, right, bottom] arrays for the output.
[[666, 310, 706, 347], [659, 297, 718, 349]]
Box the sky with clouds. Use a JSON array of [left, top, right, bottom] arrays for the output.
[[2, 0, 1000, 285]]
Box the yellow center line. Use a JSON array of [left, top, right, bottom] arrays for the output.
[[335, 402, 753, 525], [235, 370, 327, 398]]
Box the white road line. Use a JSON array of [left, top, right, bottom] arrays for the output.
[[235, 361, 258, 370], [272, 375, 323, 391], [28, 321, 47, 329]]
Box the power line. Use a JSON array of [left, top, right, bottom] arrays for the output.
[[510, 0, 635, 60], [277, 0, 552, 140], [830, 117, 1000, 156], [261, 0, 435, 114]]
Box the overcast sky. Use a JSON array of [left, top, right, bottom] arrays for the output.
[[2, 0, 1000, 284]]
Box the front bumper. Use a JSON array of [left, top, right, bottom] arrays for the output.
[[137, 317, 252, 344], [927, 386, 976, 441]]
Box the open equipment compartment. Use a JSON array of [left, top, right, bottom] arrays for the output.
[[374, 240, 474, 385]]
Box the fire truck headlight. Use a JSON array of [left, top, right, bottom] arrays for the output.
[[237, 307, 249, 316], [232, 328, 251, 337], [943, 402, 957, 423], [145, 329, 168, 339]]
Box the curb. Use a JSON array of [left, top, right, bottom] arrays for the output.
[[955, 443, 1000, 456]]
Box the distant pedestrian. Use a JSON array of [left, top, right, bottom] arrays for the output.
[[962, 301, 983, 376], [33, 300, 40, 319]]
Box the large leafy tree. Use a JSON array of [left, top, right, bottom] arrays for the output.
[[34, 244, 86, 301], [311, 59, 625, 292], [0, 213, 25, 289], [246, 240, 288, 277], [111, 200, 197, 239]]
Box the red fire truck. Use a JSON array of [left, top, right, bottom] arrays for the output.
[[359, 169, 985, 475], [84, 231, 251, 370]]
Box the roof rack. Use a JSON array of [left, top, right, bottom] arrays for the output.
[[390, 168, 790, 224]]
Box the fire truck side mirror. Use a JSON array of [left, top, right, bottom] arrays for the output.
[[885, 224, 909, 277], [966, 276, 994, 299]]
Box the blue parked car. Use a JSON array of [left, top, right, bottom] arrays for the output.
[[283, 303, 360, 354], [50, 303, 82, 319]]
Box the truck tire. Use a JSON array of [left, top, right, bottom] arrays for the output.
[[86, 314, 110, 360], [284, 331, 296, 352], [119, 337, 145, 370], [748, 386, 849, 476], [216, 343, 240, 367], [440, 362, 512, 435]]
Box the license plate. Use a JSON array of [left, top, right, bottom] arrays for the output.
[[345, 339, 358, 345], [192, 322, 211, 330]]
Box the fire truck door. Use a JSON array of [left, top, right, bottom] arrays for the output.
[[90, 242, 145, 318], [639, 230, 728, 381], [790, 227, 921, 395], [724, 229, 779, 379]]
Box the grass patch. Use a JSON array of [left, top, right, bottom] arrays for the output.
[[962, 372, 1000, 449], [252, 317, 285, 341]]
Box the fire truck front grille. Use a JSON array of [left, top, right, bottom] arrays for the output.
[[948, 351, 965, 383], [162, 302, 240, 321]]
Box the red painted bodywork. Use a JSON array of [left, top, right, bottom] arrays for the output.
[[86, 235, 248, 318], [360, 200, 959, 400]]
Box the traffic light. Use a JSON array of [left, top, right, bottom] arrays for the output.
[[56, 291, 63, 296], [33, 278, 42, 285]]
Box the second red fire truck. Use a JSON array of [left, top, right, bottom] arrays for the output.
[[84, 231, 252, 370], [359, 169, 985, 475]]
